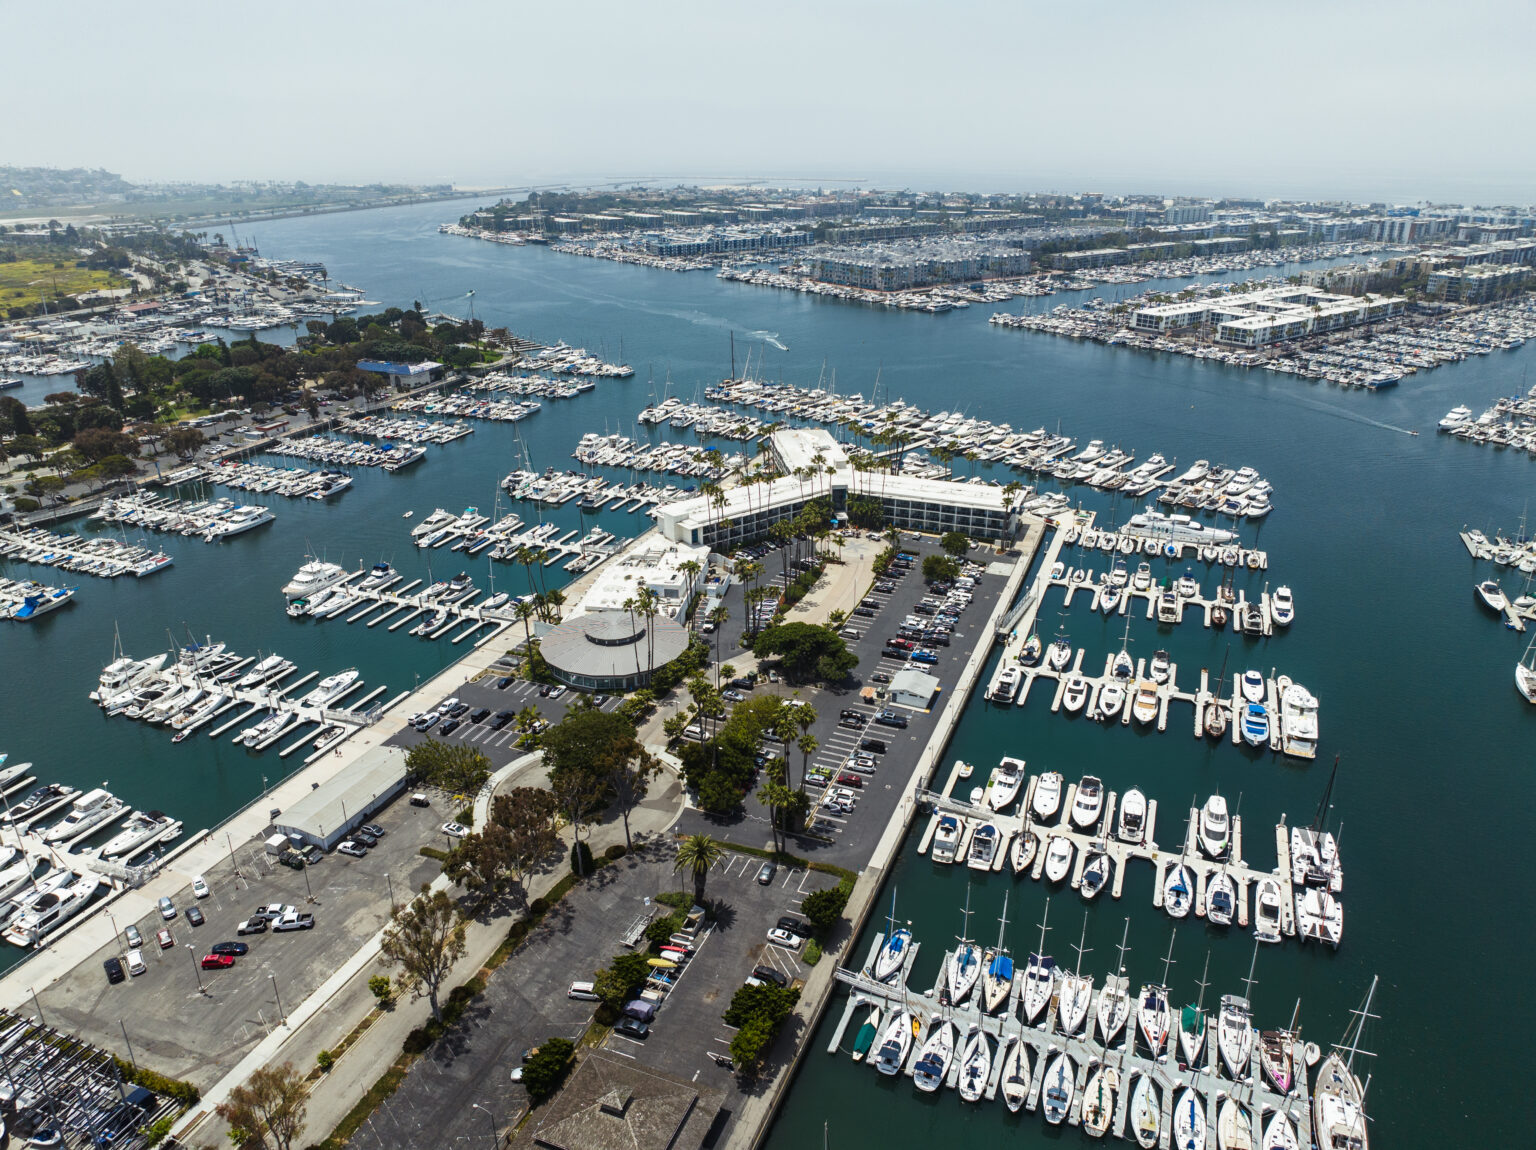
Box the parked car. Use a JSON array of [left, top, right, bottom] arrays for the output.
[[870, 671, 892, 683], [469, 707, 491, 724], [124, 925, 144, 949], [103, 957, 125, 985], [156, 929, 174, 949], [200, 953, 236, 970], [766, 927, 803, 949], [337, 840, 368, 858], [272, 912, 316, 932], [835, 772, 865, 788], [210, 941, 249, 956], [447, 702, 470, 718], [185, 906, 205, 927], [722, 689, 746, 703], [353, 829, 379, 847], [490, 710, 514, 730], [747, 965, 788, 988], [415, 713, 441, 732], [441, 822, 469, 838], [777, 915, 809, 935], [126, 949, 146, 976], [237, 919, 268, 935], [860, 738, 888, 754], [853, 606, 877, 617], [192, 876, 210, 899], [839, 709, 867, 722], [410, 793, 431, 807], [496, 676, 514, 690], [756, 862, 777, 885], [874, 711, 909, 728], [158, 897, 176, 921], [437, 719, 461, 737], [614, 1018, 650, 1041], [361, 823, 385, 838]]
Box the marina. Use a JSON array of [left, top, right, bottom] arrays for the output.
[[163, 460, 356, 500], [0, 578, 77, 621], [90, 493, 276, 541], [1437, 381, 1536, 451], [266, 434, 429, 470], [0, 527, 173, 578]]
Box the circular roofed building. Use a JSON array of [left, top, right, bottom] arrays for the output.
[[539, 610, 691, 692]]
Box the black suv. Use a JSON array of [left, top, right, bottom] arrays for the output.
[[860, 737, 889, 754], [490, 710, 514, 730], [438, 718, 461, 737], [469, 707, 491, 724]]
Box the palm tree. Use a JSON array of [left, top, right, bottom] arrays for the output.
[[674, 834, 724, 906], [796, 731, 819, 796], [622, 595, 645, 683], [514, 599, 537, 657], [761, 781, 797, 854]]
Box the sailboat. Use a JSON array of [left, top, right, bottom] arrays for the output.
[[872, 892, 912, 983], [849, 1001, 882, 1062], [1518, 631, 1536, 703], [1041, 1050, 1075, 1124], [1082, 1064, 1118, 1137], [1262, 1110, 1299, 1150], [1206, 644, 1232, 738], [1260, 1016, 1298, 1094], [1311, 977, 1378, 1150], [979, 892, 1014, 1014], [999, 1038, 1031, 1112], [1173, 1085, 1207, 1150], [955, 1027, 992, 1103], [1022, 898, 1056, 1024], [1057, 914, 1094, 1037], [1219, 945, 1259, 1081], [1180, 951, 1211, 1068], [945, 887, 981, 1005], [1164, 860, 1195, 918], [1218, 1097, 1255, 1150], [1138, 931, 1177, 1055], [870, 1009, 912, 1075], [1097, 918, 1132, 1044], [1130, 1073, 1161, 1148], [911, 1019, 955, 1093]]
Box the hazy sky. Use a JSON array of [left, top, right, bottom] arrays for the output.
[[9, 0, 1534, 203]]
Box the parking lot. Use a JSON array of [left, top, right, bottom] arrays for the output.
[[344, 840, 839, 1150], [676, 535, 1015, 867], [38, 790, 446, 1089]]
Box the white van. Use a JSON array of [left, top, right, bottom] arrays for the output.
[[567, 981, 600, 1001], [126, 949, 146, 976]]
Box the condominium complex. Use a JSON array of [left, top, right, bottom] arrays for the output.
[[652, 428, 1021, 549], [1131, 285, 1406, 347]]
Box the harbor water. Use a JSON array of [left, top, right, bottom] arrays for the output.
[[2, 200, 1531, 1147]]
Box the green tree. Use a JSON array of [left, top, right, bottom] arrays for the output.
[[673, 834, 724, 906], [752, 621, 858, 684], [442, 787, 559, 905], [593, 951, 652, 1011], [213, 1061, 307, 1150], [940, 531, 971, 558], [922, 553, 961, 582], [404, 739, 491, 794], [521, 1037, 575, 1102], [167, 426, 206, 460], [380, 887, 466, 1023], [801, 878, 853, 933], [542, 707, 642, 795], [72, 426, 137, 462]]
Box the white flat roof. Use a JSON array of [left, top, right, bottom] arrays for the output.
[[771, 427, 848, 475]]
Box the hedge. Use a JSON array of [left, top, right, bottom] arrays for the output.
[[111, 1059, 199, 1107]]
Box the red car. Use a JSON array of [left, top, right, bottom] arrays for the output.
[[200, 953, 236, 970], [156, 929, 174, 950], [835, 773, 864, 788]]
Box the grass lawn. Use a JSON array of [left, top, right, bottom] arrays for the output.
[[0, 257, 127, 311]]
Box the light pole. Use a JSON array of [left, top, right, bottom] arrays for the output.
[[270, 973, 286, 1025], [471, 1103, 498, 1147], [107, 911, 120, 948], [186, 944, 205, 995], [119, 1019, 138, 1068], [384, 872, 395, 909], [28, 986, 45, 1028]]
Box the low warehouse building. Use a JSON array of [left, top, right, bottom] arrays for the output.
[[888, 668, 941, 710], [272, 745, 409, 850]]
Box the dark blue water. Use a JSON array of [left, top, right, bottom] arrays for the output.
[[3, 201, 1530, 1146]]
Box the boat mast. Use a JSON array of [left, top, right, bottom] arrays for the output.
[[1071, 911, 1092, 978], [995, 890, 1010, 955], [1339, 975, 1380, 1074], [1033, 895, 1052, 956], [956, 883, 974, 948], [1194, 950, 1211, 1012], [1157, 928, 1177, 989], [1114, 916, 1131, 974], [1312, 755, 1341, 834], [1241, 939, 1259, 1004]]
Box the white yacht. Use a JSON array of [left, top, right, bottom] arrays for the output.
[[359, 562, 396, 590], [1041, 1051, 1075, 1124], [930, 815, 962, 864], [95, 652, 167, 698], [873, 925, 912, 983], [1218, 1098, 1252, 1150], [205, 504, 274, 540], [1150, 649, 1171, 683], [1098, 680, 1126, 720], [43, 790, 124, 844], [1123, 508, 1237, 544], [1173, 1086, 1207, 1150], [1261, 1109, 1298, 1150], [1206, 871, 1237, 926], [1044, 836, 1074, 883], [1062, 676, 1089, 713], [1118, 787, 1147, 843], [237, 654, 292, 689], [911, 1020, 955, 1093], [1010, 829, 1038, 874], [989, 665, 1022, 703], [1132, 679, 1159, 724], [299, 668, 360, 709], [1163, 863, 1194, 917], [1296, 886, 1344, 948], [239, 710, 297, 747], [1219, 994, 1255, 1080], [1080, 850, 1111, 899], [1070, 775, 1104, 830], [1241, 703, 1272, 748], [989, 757, 1025, 811], [4, 873, 102, 947], [1082, 1066, 1119, 1137], [1199, 795, 1230, 858], [1270, 585, 1295, 626], [99, 810, 179, 859], [1032, 771, 1063, 821], [1098, 982, 1130, 1045], [1058, 970, 1093, 1037], [1253, 877, 1284, 944], [1519, 633, 1536, 703], [1280, 682, 1319, 759], [1476, 579, 1509, 612], [1312, 1051, 1370, 1150], [966, 823, 1000, 871], [1438, 404, 1473, 430], [870, 1010, 912, 1076], [1047, 634, 1072, 671], [281, 559, 347, 599], [1240, 669, 1266, 703], [1022, 951, 1056, 1023]]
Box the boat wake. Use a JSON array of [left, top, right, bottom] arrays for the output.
[[748, 330, 789, 352]]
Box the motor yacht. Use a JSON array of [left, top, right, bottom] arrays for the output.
[[1206, 871, 1237, 925], [956, 1028, 991, 1102], [1219, 994, 1254, 1080], [4, 873, 102, 946], [1241, 703, 1271, 747], [930, 815, 962, 864], [1041, 1051, 1075, 1124], [95, 652, 166, 698], [1240, 670, 1266, 703], [1044, 836, 1074, 883], [359, 562, 396, 590], [1130, 1074, 1161, 1148], [989, 665, 1021, 703], [989, 757, 1025, 810], [1071, 776, 1104, 829], [239, 710, 296, 747], [204, 504, 274, 540], [8, 587, 76, 620], [1117, 787, 1147, 843], [1000, 1039, 1031, 1112], [911, 1020, 954, 1093], [1032, 771, 1063, 820], [1270, 585, 1294, 626], [1163, 863, 1194, 917], [1098, 680, 1125, 720], [1476, 579, 1508, 612], [439, 572, 476, 602], [299, 668, 360, 709], [1253, 877, 1284, 944], [966, 822, 1000, 871], [1132, 561, 1152, 591], [1199, 795, 1230, 858], [870, 1010, 912, 1076], [1150, 649, 1171, 683], [1438, 404, 1473, 430], [1062, 676, 1089, 713], [99, 810, 179, 858], [1279, 682, 1319, 759], [237, 654, 293, 689], [43, 790, 124, 844], [282, 559, 347, 599], [1175, 569, 1200, 598], [1132, 679, 1159, 724]]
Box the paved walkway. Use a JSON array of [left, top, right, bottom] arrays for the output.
[[781, 535, 882, 628]]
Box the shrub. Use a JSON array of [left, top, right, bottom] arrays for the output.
[[529, 897, 549, 917], [316, 1050, 335, 1072], [801, 878, 853, 933], [402, 1027, 433, 1055], [804, 939, 822, 965], [369, 975, 392, 1002], [12, 496, 38, 512], [143, 1116, 175, 1146], [522, 1037, 575, 1102], [644, 910, 685, 945], [569, 841, 594, 875], [604, 844, 627, 861], [111, 1060, 200, 1107], [653, 890, 691, 909]]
